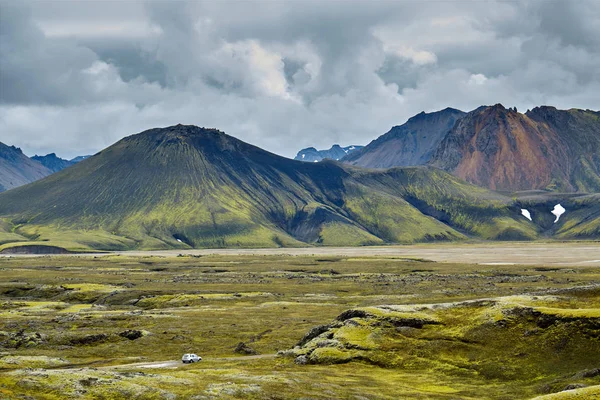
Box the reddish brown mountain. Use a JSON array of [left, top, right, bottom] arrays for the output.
[[429, 105, 600, 192]]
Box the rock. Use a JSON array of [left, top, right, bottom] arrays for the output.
[[70, 333, 108, 345], [275, 349, 296, 358], [573, 368, 600, 379], [79, 377, 98, 387], [234, 342, 257, 355], [337, 309, 371, 322], [296, 324, 331, 347], [294, 355, 308, 365], [563, 383, 587, 391], [1, 331, 46, 348], [118, 330, 145, 340], [385, 316, 437, 329], [316, 339, 339, 348]]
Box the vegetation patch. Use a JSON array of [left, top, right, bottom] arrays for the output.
[[0, 252, 599, 399]]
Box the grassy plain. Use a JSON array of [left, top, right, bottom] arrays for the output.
[[0, 248, 599, 399]]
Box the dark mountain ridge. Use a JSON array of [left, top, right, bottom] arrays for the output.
[[343, 108, 466, 168], [0, 142, 52, 192]]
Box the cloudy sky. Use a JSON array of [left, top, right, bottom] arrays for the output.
[[1, 0, 599, 159]]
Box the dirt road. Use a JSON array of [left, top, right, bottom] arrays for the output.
[[104, 354, 275, 370]]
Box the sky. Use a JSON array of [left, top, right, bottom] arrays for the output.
[[1, 0, 599, 159]]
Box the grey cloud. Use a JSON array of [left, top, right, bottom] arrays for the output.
[[0, 0, 599, 160]]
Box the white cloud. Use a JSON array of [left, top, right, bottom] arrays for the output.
[[468, 74, 488, 85], [383, 44, 437, 65]]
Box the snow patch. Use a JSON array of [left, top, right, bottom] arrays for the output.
[[521, 209, 532, 221], [551, 204, 566, 223], [313, 160, 318, 163], [176, 239, 183, 243]]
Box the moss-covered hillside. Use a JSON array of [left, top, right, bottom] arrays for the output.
[[285, 289, 600, 397], [0, 124, 597, 251]]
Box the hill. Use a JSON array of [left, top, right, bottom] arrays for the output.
[[295, 144, 363, 162], [430, 105, 600, 192], [0, 142, 52, 193], [342, 108, 465, 168], [0, 124, 551, 252]]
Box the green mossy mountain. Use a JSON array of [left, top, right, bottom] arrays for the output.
[[0, 124, 597, 251]]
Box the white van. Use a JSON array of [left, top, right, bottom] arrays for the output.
[[182, 353, 202, 363]]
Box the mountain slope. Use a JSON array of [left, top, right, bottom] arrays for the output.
[[343, 108, 466, 168], [70, 155, 90, 163], [430, 105, 600, 192], [295, 145, 363, 162], [0, 142, 52, 192], [31, 153, 75, 173], [0, 124, 542, 251]]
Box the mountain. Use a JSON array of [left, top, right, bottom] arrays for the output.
[[0, 142, 52, 193], [342, 108, 466, 168], [346, 105, 600, 192], [0, 124, 554, 252], [31, 153, 75, 173], [295, 144, 363, 162], [70, 155, 90, 163], [430, 105, 600, 192]]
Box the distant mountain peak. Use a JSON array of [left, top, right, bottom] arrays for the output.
[[0, 142, 52, 192], [31, 153, 75, 174], [294, 144, 363, 162]]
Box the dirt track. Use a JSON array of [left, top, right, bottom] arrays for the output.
[[115, 243, 600, 266], [104, 354, 275, 370]]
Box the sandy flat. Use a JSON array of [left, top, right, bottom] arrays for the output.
[[3, 242, 599, 266], [112, 243, 600, 266]]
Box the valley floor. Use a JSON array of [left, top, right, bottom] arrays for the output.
[[0, 243, 599, 399], [113, 242, 600, 266]]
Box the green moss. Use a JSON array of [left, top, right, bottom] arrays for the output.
[[333, 325, 379, 350], [530, 385, 600, 399], [308, 347, 360, 364], [318, 222, 383, 246], [1, 252, 599, 399]]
